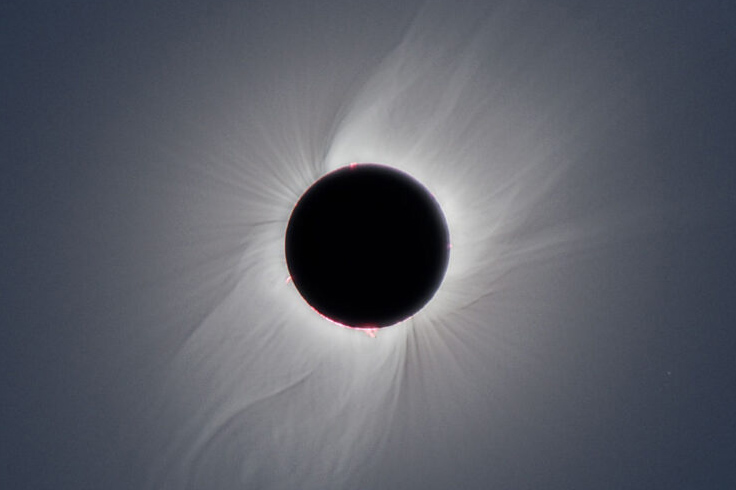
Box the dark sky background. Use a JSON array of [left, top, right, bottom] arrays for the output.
[[2, 1, 735, 489]]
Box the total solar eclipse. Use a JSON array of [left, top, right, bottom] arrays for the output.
[[285, 163, 450, 329]]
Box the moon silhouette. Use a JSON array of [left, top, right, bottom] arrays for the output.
[[285, 163, 450, 329]]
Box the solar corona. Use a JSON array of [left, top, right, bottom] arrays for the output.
[[285, 163, 450, 330]]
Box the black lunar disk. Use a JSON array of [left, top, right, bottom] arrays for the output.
[[285, 164, 450, 328]]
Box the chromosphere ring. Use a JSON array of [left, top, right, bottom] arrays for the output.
[[285, 163, 450, 329]]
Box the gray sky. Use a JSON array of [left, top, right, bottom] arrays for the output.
[[2, 1, 735, 489]]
